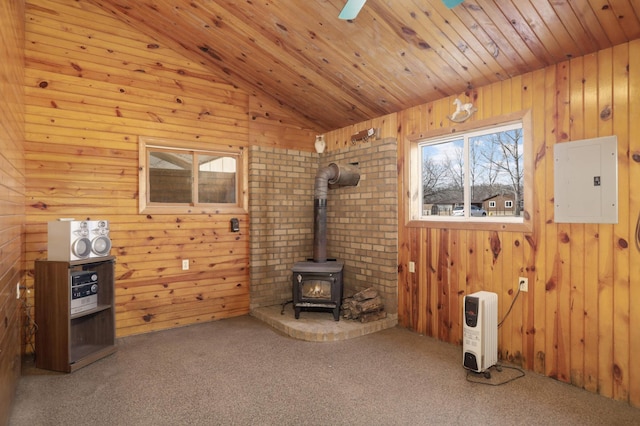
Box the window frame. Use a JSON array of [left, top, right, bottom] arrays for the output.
[[405, 110, 533, 232], [139, 136, 248, 215]]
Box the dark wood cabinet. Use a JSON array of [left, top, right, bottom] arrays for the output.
[[35, 256, 116, 372]]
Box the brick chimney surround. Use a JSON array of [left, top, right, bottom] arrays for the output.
[[248, 138, 398, 317]]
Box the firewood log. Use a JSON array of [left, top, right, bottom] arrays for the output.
[[353, 287, 378, 302], [359, 310, 387, 323], [354, 296, 383, 314]]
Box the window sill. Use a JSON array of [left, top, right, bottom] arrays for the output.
[[406, 214, 532, 233], [140, 205, 248, 215]]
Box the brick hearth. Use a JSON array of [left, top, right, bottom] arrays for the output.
[[251, 305, 398, 342]]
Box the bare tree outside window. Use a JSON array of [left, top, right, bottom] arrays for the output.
[[446, 142, 465, 191], [422, 156, 448, 198], [421, 139, 463, 215], [473, 128, 524, 216]]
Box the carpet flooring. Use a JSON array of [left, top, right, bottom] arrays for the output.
[[8, 314, 640, 425]]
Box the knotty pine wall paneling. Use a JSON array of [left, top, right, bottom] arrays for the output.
[[0, 0, 26, 422], [23, 0, 314, 342], [248, 94, 317, 150], [628, 39, 640, 410], [568, 55, 586, 390], [611, 43, 631, 403], [323, 40, 640, 408]]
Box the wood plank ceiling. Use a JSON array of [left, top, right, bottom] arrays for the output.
[[87, 0, 640, 132]]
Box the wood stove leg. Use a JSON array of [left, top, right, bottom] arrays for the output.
[[294, 307, 301, 319], [333, 307, 340, 321]]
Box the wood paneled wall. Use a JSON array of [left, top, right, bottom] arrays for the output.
[[326, 41, 640, 408], [0, 0, 26, 422], [23, 0, 315, 342]]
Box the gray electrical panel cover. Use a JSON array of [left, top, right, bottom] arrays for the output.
[[553, 135, 618, 224]]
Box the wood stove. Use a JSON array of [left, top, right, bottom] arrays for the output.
[[292, 260, 344, 321], [292, 162, 358, 321]]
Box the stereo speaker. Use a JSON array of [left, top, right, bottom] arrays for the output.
[[48, 219, 112, 261], [88, 220, 111, 258]]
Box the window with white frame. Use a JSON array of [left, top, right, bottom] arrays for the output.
[[139, 137, 247, 214], [407, 111, 533, 231], [505, 200, 513, 208]]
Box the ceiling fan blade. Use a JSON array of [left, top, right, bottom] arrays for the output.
[[339, 0, 367, 20], [442, 0, 464, 8]]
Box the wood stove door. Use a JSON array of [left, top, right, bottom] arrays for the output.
[[293, 273, 340, 321]]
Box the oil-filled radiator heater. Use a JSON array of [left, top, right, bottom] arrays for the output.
[[463, 291, 498, 374]]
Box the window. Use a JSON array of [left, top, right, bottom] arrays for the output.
[[407, 111, 533, 232], [139, 137, 247, 214]]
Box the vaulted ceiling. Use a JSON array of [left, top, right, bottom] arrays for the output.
[[88, 0, 640, 132]]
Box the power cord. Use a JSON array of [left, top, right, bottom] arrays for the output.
[[498, 282, 523, 329], [635, 210, 640, 251], [20, 287, 38, 360], [466, 364, 526, 385]]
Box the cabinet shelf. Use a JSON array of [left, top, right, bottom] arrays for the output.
[[35, 256, 116, 373], [70, 345, 117, 372], [70, 303, 111, 320]]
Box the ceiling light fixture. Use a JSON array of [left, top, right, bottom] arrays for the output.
[[339, 0, 464, 20]]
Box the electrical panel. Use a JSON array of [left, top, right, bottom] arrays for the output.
[[554, 135, 618, 223]]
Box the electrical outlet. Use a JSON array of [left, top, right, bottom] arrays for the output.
[[519, 277, 528, 292], [182, 259, 189, 270], [409, 261, 415, 273]]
